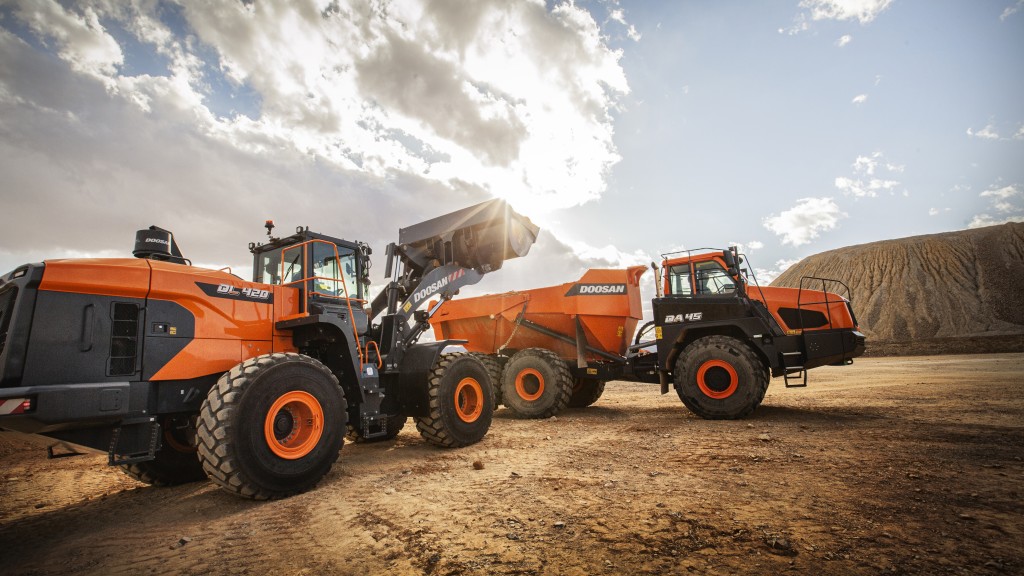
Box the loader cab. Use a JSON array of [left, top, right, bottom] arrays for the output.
[[662, 248, 745, 297], [250, 228, 370, 303]]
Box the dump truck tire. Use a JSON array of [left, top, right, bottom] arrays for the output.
[[345, 415, 407, 443], [674, 335, 768, 420], [416, 353, 493, 448], [121, 416, 206, 486], [500, 348, 573, 419], [470, 352, 505, 409], [568, 377, 605, 408], [196, 353, 346, 500]]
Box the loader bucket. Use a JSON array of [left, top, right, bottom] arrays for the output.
[[397, 199, 539, 274]]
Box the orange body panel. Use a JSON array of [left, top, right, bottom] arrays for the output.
[[430, 267, 646, 360], [150, 338, 244, 380], [148, 262, 274, 341], [40, 258, 151, 299], [749, 285, 857, 332], [146, 261, 303, 380], [39, 258, 307, 382]]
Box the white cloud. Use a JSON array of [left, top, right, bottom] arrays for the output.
[[967, 124, 1001, 139], [835, 151, 904, 198], [7, 0, 123, 81], [755, 258, 802, 285], [799, 0, 895, 24], [928, 207, 939, 216], [969, 184, 1024, 228], [1014, 125, 1024, 139], [763, 197, 846, 246], [727, 241, 764, 257], [836, 34, 853, 47], [0, 0, 636, 275], [607, 8, 642, 42], [851, 93, 868, 105], [2, 0, 630, 216], [1001, 1, 1024, 21]]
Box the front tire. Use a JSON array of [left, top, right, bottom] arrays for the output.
[[499, 348, 573, 419], [415, 353, 494, 448], [196, 353, 347, 500], [674, 336, 768, 420]]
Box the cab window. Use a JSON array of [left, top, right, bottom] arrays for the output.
[[667, 265, 692, 296], [693, 260, 736, 295], [258, 246, 304, 285], [311, 242, 359, 299]]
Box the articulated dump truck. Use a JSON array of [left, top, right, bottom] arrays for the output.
[[0, 199, 539, 499], [430, 246, 865, 420]]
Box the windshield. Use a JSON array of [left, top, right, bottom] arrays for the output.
[[311, 242, 359, 299], [693, 260, 736, 295], [256, 241, 360, 299]]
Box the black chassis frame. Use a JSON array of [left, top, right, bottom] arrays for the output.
[[651, 292, 865, 383]]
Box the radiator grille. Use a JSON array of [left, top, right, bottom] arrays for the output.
[[108, 302, 139, 376]]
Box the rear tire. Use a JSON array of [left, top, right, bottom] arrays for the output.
[[568, 377, 605, 408], [499, 348, 573, 419], [674, 335, 768, 420], [121, 415, 206, 486], [470, 352, 505, 409], [196, 353, 347, 500], [415, 353, 494, 448]]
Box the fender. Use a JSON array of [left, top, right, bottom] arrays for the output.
[[396, 340, 466, 417]]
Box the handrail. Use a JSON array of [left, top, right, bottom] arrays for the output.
[[280, 239, 367, 371], [796, 276, 852, 331]]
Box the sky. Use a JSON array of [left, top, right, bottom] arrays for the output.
[[1, 0, 1022, 322]]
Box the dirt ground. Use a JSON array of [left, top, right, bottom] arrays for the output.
[[1, 353, 1022, 576]]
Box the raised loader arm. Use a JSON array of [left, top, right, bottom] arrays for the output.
[[369, 199, 539, 366]]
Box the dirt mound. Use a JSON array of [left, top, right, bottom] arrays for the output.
[[771, 222, 1024, 355]]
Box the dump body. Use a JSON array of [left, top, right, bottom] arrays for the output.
[[430, 266, 646, 362]]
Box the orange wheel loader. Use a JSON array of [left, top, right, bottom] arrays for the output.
[[0, 199, 538, 499]]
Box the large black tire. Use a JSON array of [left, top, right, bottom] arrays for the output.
[[674, 335, 769, 420], [121, 415, 206, 486], [345, 414, 407, 443], [568, 377, 606, 408], [499, 348, 573, 419], [196, 353, 347, 500], [415, 353, 494, 448], [470, 352, 505, 409]]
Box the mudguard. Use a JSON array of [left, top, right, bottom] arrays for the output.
[[396, 340, 466, 417]]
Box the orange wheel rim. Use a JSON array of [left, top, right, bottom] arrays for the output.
[[696, 360, 738, 400], [264, 391, 324, 459], [455, 378, 484, 423], [163, 424, 196, 453], [515, 368, 545, 401]]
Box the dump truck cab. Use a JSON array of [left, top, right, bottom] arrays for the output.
[[649, 247, 865, 419]]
